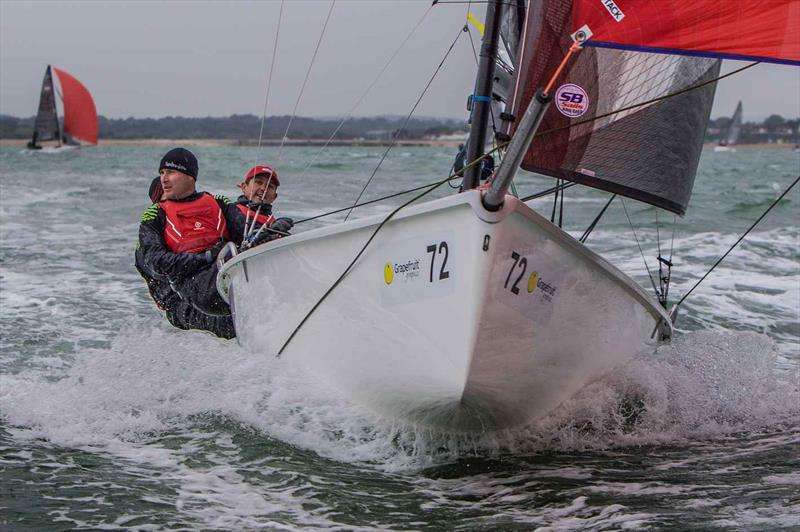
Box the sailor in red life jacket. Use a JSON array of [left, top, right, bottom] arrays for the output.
[[135, 176, 235, 338], [236, 165, 294, 244], [138, 147, 251, 318]]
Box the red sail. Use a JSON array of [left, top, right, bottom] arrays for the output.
[[52, 67, 98, 145], [572, 0, 800, 65]]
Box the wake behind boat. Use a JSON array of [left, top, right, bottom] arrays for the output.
[[216, 1, 799, 431], [27, 65, 98, 151]]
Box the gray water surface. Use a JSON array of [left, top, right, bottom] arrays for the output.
[[1, 145, 798, 530]]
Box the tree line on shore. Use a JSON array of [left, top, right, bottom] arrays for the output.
[[705, 114, 799, 144], [0, 114, 466, 141], [1, 112, 797, 144]]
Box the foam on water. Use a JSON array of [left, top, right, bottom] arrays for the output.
[[2, 320, 797, 474]]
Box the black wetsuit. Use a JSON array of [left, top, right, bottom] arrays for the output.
[[134, 245, 236, 339], [137, 192, 246, 337]]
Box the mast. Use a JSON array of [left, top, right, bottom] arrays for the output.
[[461, 0, 503, 190]]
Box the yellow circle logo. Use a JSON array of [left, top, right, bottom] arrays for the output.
[[384, 262, 394, 285], [527, 271, 539, 293]]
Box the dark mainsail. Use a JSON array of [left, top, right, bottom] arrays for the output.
[[30, 65, 61, 147], [722, 101, 743, 146], [503, 0, 720, 216]]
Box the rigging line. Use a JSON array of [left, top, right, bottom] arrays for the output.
[[342, 25, 464, 222], [520, 181, 576, 202], [278, 149, 499, 356], [275, 0, 336, 164], [533, 62, 759, 142], [668, 215, 677, 263], [558, 179, 564, 228], [620, 198, 660, 297], [296, 178, 460, 224], [296, 4, 434, 180], [245, 0, 285, 241], [663, 215, 677, 303], [655, 210, 662, 259], [550, 179, 560, 223], [675, 174, 800, 309], [580, 194, 616, 243]]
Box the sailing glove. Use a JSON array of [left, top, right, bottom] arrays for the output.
[[269, 217, 294, 235], [203, 240, 227, 264]]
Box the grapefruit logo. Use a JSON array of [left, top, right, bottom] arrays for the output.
[[555, 84, 589, 118], [384, 262, 394, 285], [527, 271, 539, 293]]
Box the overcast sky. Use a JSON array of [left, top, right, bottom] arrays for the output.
[[1, 0, 798, 122]]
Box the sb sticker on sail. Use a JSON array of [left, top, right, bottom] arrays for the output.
[[380, 232, 456, 306], [555, 84, 589, 118]]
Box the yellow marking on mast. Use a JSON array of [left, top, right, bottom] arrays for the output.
[[467, 12, 484, 36]]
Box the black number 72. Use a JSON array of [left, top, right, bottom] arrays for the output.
[[427, 241, 450, 282], [504, 251, 527, 295]]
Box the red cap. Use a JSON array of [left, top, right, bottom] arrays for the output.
[[244, 165, 280, 186]]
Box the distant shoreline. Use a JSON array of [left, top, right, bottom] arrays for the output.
[[1, 139, 797, 149], [0, 138, 466, 148]]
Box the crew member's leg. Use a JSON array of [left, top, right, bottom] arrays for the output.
[[173, 263, 230, 316], [166, 299, 236, 339]]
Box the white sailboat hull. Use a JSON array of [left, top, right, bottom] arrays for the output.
[[713, 145, 736, 152], [218, 191, 670, 430]]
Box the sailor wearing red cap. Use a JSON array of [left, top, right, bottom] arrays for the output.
[[236, 165, 294, 239]]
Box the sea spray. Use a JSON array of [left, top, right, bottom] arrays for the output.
[[3, 324, 796, 473]]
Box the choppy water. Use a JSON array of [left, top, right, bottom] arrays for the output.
[[1, 144, 798, 530]]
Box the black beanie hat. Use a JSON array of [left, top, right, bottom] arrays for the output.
[[159, 147, 198, 179], [148, 176, 163, 203]]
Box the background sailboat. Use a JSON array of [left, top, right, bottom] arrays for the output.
[[27, 65, 98, 151], [714, 101, 743, 152]]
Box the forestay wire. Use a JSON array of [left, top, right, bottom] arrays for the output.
[[275, 0, 337, 165], [342, 25, 466, 222], [296, 4, 434, 180], [243, 0, 285, 243]]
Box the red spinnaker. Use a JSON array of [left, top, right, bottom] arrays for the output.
[[572, 0, 800, 65], [52, 67, 98, 145]]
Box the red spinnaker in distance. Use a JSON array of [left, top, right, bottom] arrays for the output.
[[52, 67, 98, 145], [572, 0, 800, 65]]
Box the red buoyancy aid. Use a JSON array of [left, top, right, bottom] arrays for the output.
[[236, 203, 275, 226], [161, 193, 230, 253]]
